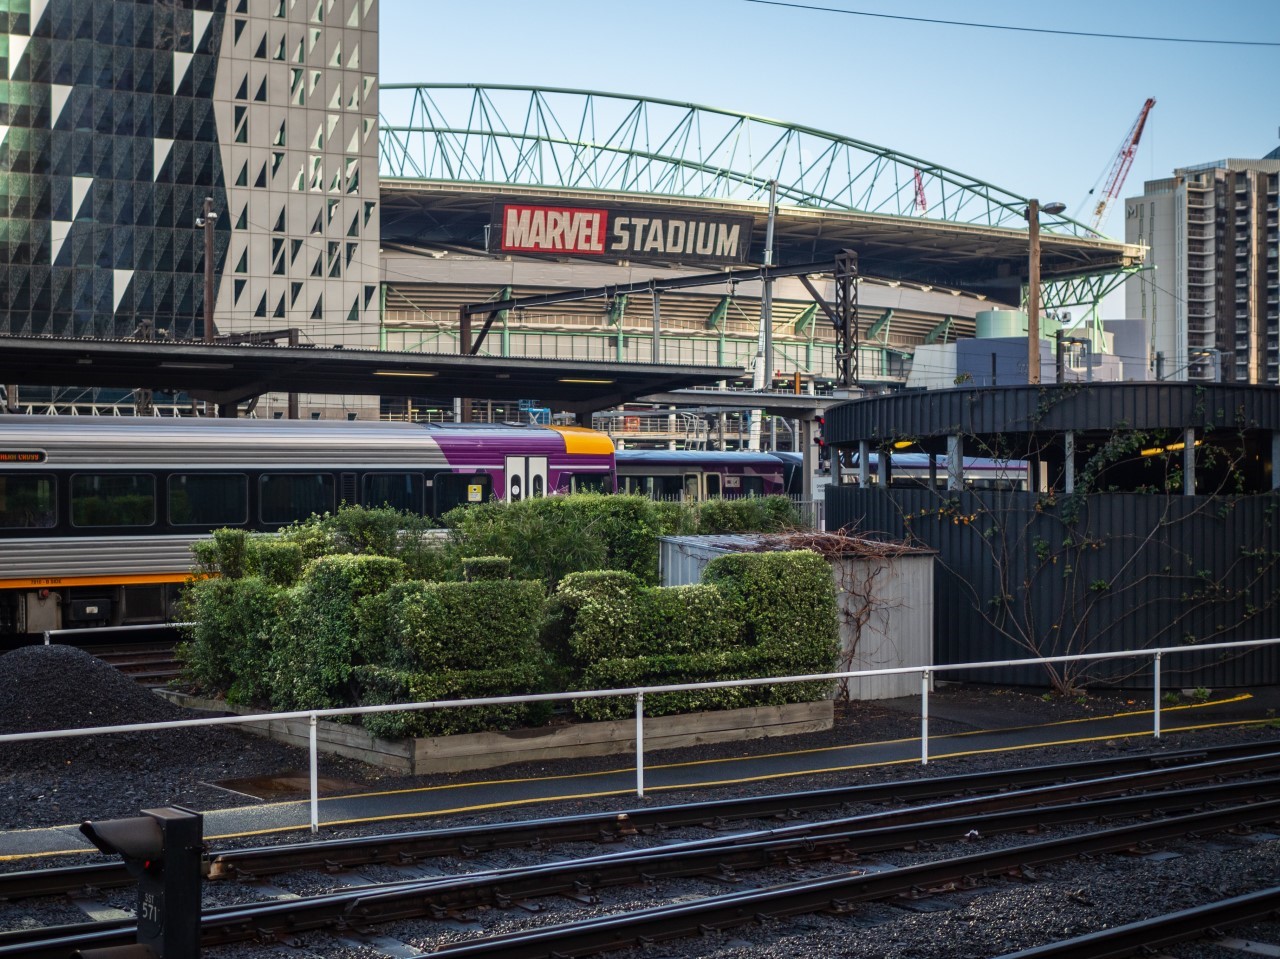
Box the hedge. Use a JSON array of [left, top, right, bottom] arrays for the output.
[[568, 549, 839, 720], [356, 662, 549, 738], [178, 575, 282, 705], [267, 554, 407, 712]]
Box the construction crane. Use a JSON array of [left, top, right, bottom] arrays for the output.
[[912, 168, 928, 214], [1083, 97, 1156, 234]]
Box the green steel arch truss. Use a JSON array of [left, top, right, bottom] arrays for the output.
[[378, 84, 1094, 238]]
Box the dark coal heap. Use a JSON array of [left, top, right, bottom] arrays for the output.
[[0, 644, 218, 774]]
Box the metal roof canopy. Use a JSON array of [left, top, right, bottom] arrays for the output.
[[381, 182, 1141, 301], [0, 336, 743, 416]]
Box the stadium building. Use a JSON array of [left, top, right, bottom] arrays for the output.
[[0, 2, 1139, 446]]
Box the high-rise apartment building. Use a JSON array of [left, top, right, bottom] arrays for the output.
[[1125, 148, 1280, 384], [0, 0, 381, 397]]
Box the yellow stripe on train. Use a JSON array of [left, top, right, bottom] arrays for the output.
[[0, 573, 195, 590]]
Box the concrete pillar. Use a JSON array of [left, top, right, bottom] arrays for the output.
[[858, 440, 870, 487], [1183, 428, 1196, 495], [1064, 430, 1075, 495], [946, 435, 963, 491]]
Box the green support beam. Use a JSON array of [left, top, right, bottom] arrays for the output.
[[866, 309, 893, 344], [924, 316, 954, 344], [705, 296, 730, 331], [792, 303, 818, 335]]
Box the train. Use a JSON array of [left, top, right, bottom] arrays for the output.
[[0, 416, 818, 640], [613, 449, 792, 499], [0, 415, 614, 640], [843, 451, 1031, 491]]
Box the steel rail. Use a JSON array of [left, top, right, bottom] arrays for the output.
[[424, 798, 1280, 958], [3, 740, 1271, 902], [995, 886, 1280, 959], [5, 773, 1280, 957]]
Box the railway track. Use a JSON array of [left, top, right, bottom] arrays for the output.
[[3, 743, 1280, 958]]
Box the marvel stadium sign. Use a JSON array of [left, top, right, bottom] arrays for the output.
[[490, 202, 753, 265]]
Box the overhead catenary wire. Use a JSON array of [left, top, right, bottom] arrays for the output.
[[741, 0, 1280, 47]]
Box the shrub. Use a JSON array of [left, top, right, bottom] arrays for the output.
[[277, 506, 449, 580], [247, 538, 305, 587], [268, 554, 407, 712], [190, 527, 251, 578], [178, 576, 282, 705], [462, 556, 511, 580], [357, 662, 550, 738]]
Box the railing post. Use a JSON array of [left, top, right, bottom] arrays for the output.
[[920, 669, 931, 766], [43, 630, 50, 645], [635, 692, 645, 797], [1153, 651, 1162, 740], [309, 713, 319, 833]]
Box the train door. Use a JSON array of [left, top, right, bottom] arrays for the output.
[[705, 472, 722, 498], [682, 472, 701, 502], [505, 456, 549, 502]]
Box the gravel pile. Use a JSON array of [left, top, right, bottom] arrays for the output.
[[0, 645, 374, 829]]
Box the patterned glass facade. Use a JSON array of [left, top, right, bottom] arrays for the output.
[[0, 0, 380, 407]]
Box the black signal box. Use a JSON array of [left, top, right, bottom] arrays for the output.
[[78, 807, 203, 959]]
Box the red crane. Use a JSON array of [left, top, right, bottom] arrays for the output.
[[1086, 97, 1156, 234], [913, 168, 928, 214]]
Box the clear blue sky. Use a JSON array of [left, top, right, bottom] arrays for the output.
[[380, 1, 1279, 311]]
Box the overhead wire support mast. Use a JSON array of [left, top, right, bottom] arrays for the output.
[[1086, 98, 1156, 235]]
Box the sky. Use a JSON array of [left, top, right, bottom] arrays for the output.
[[378, 0, 1280, 316]]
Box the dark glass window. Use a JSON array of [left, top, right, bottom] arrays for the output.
[[0, 473, 56, 528], [567, 472, 609, 494], [71, 473, 155, 527], [169, 473, 249, 526], [434, 473, 491, 516], [362, 472, 423, 514], [259, 473, 334, 525], [726, 476, 765, 498]]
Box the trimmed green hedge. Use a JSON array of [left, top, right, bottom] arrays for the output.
[[268, 554, 407, 712], [568, 549, 839, 720], [353, 578, 550, 736], [178, 575, 282, 705]]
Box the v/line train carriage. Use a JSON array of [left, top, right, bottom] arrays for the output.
[[614, 449, 792, 499], [0, 416, 614, 641]]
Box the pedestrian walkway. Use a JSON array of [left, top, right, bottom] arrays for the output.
[[2, 692, 1275, 862]]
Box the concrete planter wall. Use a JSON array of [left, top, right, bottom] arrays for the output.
[[157, 690, 833, 774]]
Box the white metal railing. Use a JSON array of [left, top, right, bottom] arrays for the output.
[[3, 636, 1277, 835]]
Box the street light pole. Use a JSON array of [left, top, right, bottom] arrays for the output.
[[1026, 198, 1042, 385], [1024, 199, 1066, 386]]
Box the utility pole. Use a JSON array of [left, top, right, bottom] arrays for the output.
[[1026, 198, 1042, 385]]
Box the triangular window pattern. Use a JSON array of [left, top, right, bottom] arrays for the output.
[[311, 210, 324, 235], [235, 161, 248, 186], [273, 36, 286, 60], [290, 239, 304, 262], [254, 76, 267, 102], [234, 278, 247, 302], [364, 285, 377, 307], [273, 206, 286, 232], [234, 248, 248, 274], [254, 293, 267, 318], [346, 299, 360, 323], [235, 206, 248, 230], [274, 294, 286, 318], [347, 211, 360, 237], [311, 295, 324, 320], [233, 19, 246, 44], [291, 281, 304, 305], [345, 242, 358, 266], [274, 119, 287, 146], [254, 162, 267, 188], [234, 74, 248, 100], [254, 33, 267, 59], [310, 254, 322, 276]]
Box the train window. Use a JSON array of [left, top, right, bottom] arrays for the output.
[[168, 473, 248, 526], [71, 473, 156, 527], [362, 472, 424, 514], [705, 473, 722, 498], [434, 472, 492, 515], [259, 473, 335, 525], [0, 473, 56, 528], [735, 476, 766, 498], [567, 473, 610, 494]]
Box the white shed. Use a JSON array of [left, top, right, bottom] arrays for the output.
[[659, 533, 935, 700]]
